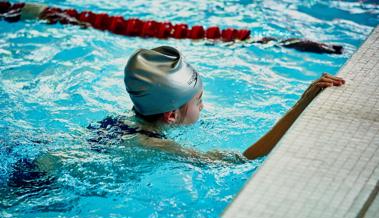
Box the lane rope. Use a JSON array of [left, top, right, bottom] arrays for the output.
[[0, 1, 343, 54]]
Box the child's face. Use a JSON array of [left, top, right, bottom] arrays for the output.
[[179, 89, 204, 124]]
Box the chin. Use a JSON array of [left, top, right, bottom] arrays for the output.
[[189, 118, 200, 125], [181, 119, 198, 125]]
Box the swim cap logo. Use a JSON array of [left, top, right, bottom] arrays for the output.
[[187, 69, 198, 87]]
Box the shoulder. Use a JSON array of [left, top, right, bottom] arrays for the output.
[[87, 115, 164, 144]]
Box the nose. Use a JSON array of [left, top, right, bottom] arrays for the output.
[[199, 102, 204, 111]]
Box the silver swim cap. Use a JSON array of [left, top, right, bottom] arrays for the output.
[[124, 46, 203, 116]]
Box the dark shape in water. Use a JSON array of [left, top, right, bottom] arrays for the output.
[[87, 115, 165, 142], [8, 158, 56, 188]]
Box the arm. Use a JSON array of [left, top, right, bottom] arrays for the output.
[[38, 7, 89, 27], [250, 37, 343, 54], [20, 3, 47, 20], [280, 38, 343, 54], [0, 3, 47, 22], [0, 2, 88, 27], [243, 73, 345, 160], [138, 134, 247, 164]]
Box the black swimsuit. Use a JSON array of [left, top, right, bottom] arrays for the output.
[[87, 115, 165, 144]]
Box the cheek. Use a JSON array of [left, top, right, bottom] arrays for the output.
[[184, 105, 200, 124], [190, 106, 201, 120]]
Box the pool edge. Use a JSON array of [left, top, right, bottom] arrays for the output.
[[222, 25, 379, 218]]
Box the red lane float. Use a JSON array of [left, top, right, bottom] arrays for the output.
[[73, 8, 251, 41], [0, 2, 250, 41]]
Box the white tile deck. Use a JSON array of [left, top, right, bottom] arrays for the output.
[[222, 25, 379, 218]]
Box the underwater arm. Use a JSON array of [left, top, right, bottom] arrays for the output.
[[139, 136, 204, 158], [139, 135, 246, 164], [243, 73, 345, 160]]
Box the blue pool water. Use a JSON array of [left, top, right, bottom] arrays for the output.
[[1, 0, 378, 217]]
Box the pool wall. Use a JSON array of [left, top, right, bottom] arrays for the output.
[[222, 25, 379, 218]]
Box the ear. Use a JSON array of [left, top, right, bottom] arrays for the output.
[[162, 111, 177, 124]]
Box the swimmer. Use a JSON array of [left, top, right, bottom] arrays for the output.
[[0, 2, 87, 26], [254, 37, 343, 54], [118, 46, 345, 161]]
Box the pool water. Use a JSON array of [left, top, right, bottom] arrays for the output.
[[1, 0, 378, 217]]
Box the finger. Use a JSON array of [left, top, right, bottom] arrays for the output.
[[320, 77, 336, 84], [321, 75, 344, 86], [316, 82, 333, 88], [322, 73, 345, 84], [324, 73, 344, 81], [326, 77, 344, 86]]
